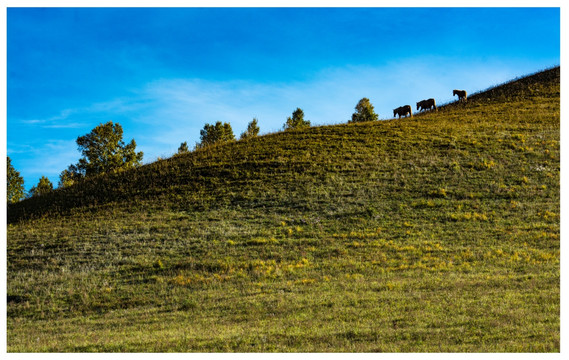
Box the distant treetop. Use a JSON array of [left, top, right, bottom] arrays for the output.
[[29, 176, 53, 198], [350, 98, 379, 123], [283, 108, 310, 131], [240, 118, 260, 140], [178, 141, 190, 154], [196, 121, 235, 149], [7, 157, 25, 203], [59, 121, 143, 187]]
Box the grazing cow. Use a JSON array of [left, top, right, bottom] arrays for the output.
[[393, 105, 413, 119], [453, 89, 467, 102], [416, 98, 437, 112]]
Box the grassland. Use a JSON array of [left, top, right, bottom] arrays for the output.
[[6, 67, 560, 352]]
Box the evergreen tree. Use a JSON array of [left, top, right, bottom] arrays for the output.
[[7, 157, 25, 203], [196, 121, 235, 149], [240, 118, 260, 140], [64, 121, 143, 180], [178, 141, 189, 154], [350, 98, 379, 123], [29, 176, 53, 197], [283, 108, 310, 131], [58, 166, 80, 188]]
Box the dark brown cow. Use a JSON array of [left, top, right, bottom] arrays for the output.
[[416, 98, 437, 112], [453, 89, 467, 102], [393, 105, 412, 119]]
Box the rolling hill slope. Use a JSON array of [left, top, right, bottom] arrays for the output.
[[7, 67, 560, 352]]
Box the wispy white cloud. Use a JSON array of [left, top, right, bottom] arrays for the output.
[[20, 109, 79, 126], [12, 139, 79, 188], [13, 56, 554, 187], [130, 56, 547, 143], [42, 122, 86, 129]]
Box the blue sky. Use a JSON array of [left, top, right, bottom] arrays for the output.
[[6, 7, 560, 191]]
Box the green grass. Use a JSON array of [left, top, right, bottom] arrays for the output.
[[7, 67, 560, 352]]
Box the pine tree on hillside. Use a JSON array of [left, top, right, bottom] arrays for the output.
[[350, 98, 379, 123], [178, 141, 189, 154], [58, 167, 79, 188], [29, 176, 53, 197], [283, 108, 310, 131], [7, 157, 25, 203], [240, 118, 260, 140], [62, 121, 143, 182], [196, 121, 235, 149]]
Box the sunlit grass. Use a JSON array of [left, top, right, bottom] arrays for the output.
[[7, 67, 560, 352]]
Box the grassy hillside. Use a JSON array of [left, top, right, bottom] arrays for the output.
[[7, 67, 560, 352]]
